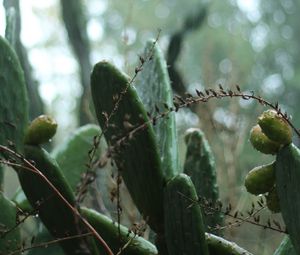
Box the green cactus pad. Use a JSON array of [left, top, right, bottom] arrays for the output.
[[0, 192, 21, 255], [244, 162, 275, 195], [0, 36, 28, 153], [81, 207, 158, 255], [205, 233, 253, 255], [274, 236, 297, 255], [52, 124, 101, 191], [276, 143, 300, 254], [249, 125, 281, 155], [258, 110, 292, 145], [12, 187, 33, 212], [135, 40, 179, 179], [27, 224, 65, 255], [184, 128, 222, 231], [91, 61, 165, 233], [18, 145, 98, 255], [0, 166, 3, 191], [164, 173, 209, 255], [24, 115, 57, 145]]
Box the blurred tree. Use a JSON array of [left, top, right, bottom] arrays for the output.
[[59, 0, 93, 125]]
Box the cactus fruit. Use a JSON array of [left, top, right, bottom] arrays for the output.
[[258, 110, 292, 145], [0, 36, 28, 154], [164, 173, 209, 255], [24, 115, 57, 145], [266, 187, 280, 213], [91, 61, 165, 233], [18, 145, 98, 255], [275, 143, 300, 254], [0, 192, 21, 255], [81, 207, 158, 255], [184, 128, 222, 231], [249, 125, 281, 154], [135, 39, 179, 179], [244, 162, 275, 195]]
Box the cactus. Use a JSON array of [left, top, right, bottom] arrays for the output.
[[0, 36, 28, 154], [205, 233, 253, 255], [81, 207, 158, 255], [135, 39, 179, 179], [52, 124, 101, 191], [275, 144, 300, 254], [164, 173, 209, 255], [184, 128, 222, 231], [91, 60, 165, 233], [18, 145, 99, 255], [0, 192, 21, 255], [2, 24, 298, 255], [273, 236, 297, 255]]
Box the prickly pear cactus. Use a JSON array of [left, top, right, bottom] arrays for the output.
[[135, 39, 179, 179], [0, 192, 21, 255], [205, 233, 253, 255], [0, 36, 28, 153], [82, 207, 158, 255], [183, 128, 222, 231], [52, 124, 101, 191], [273, 236, 297, 255], [91, 61, 165, 233], [164, 173, 209, 255], [275, 143, 300, 254], [18, 145, 98, 255]]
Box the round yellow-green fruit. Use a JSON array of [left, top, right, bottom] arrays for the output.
[[24, 115, 57, 145], [244, 162, 275, 195], [258, 109, 292, 145], [249, 125, 281, 154]]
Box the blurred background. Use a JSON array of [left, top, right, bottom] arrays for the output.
[[1, 0, 300, 254]]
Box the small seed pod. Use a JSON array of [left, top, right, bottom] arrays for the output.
[[244, 162, 275, 195], [266, 187, 281, 213], [24, 115, 57, 145], [250, 125, 281, 154], [258, 109, 292, 145]]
